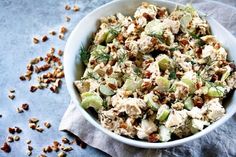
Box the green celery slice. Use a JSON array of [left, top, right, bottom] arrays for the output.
[[181, 78, 196, 94], [156, 55, 171, 71], [144, 94, 159, 111], [157, 109, 170, 121], [156, 76, 170, 92], [99, 85, 115, 96], [207, 86, 224, 97], [81, 95, 103, 111], [184, 97, 194, 110], [81, 92, 97, 100]]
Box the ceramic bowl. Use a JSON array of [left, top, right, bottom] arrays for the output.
[[64, 0, 236, 148]]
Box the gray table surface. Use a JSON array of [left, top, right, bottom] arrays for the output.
[[0, 0, 235, 157]]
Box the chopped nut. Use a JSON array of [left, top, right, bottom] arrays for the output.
[[14, 135, 20, 141], [15, 127, 22, 133], [61, 137, 70, 144], [29, 123, 36, 130], [1, 142, 11, 153], [50, 86, 58, 93], [61, 146, 73, 152], [8, 93, 15, 100], [42, 35, 48, 42], [28, 145, 33, 151], [60, 27, 67, 34], [73, 5, 80, 12], [65, 5, 71, 10], [9, 89, 15, 93], [22, 103, 29, 111], [26, 140, 31, 144], [20, 75, 26, 81], [8, 127, 15, 134], [33, 37, 39, 44], [58, 151, 66, 157], [30, 86, 38, 92], [36, 127, 44, 133], [7, 136, 14, 143], [0, 114, 2, 118], [39, 154, 47, 157], [54, 79, 62, 87], [17, 107, 24, 113], [27, 64, 34, 71], [43, 146, 52, 153], [50, 47, 55, 54], [27, 150, 32, 156], [65, 16, 71, 22], [29, 118, 39, 123], [44, 122, 51, 128], [49, 31, 56, 36], [58, 33, 64, 40], [52, 141, 60, 152], [58, 50, 63, 56]]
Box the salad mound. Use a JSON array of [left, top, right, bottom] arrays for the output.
[[74, 2, 236, 142]]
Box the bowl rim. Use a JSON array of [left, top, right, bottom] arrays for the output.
[[64, 0, 236, 148]]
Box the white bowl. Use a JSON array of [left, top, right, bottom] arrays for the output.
[[64, 0, 236, 148]]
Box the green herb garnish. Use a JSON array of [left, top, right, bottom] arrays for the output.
[[80, 45, 90, 65], [169, 71, 177, 79]]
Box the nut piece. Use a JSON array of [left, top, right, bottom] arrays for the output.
[[36, 127, 44, 133], [8, 93, 15, 100], [14, 136, 20, 141], [39, 154, 47, 157], [43, 146, 52, 153], [29, 118, 39, 123], [28, 145, 33, 151], [61, 146, 73, 152], [27, 150, 32, 156], [65, 5, 71, 10], [61, 137, 70, 144], [58, 50, 63, 56], [42, 35, 48, 42], [44, 122, 51, 128], [58, 151, 66, 157], [1, 142, 11, 153], [29, 123, 36, 130], [58, 33, 64, 40], [26, 140, 31, 144], [65, 16, 71, 22], [7, 136, 14, 143], [8, 127, 15, 134], [22, 103, 29, 111], [60, 27, 67, 34], [30, 86, 38, 92], [49, 31, 56, 36], [17, 107, 24, 113], [33, 37, 39, 44], [15, 127, 22, 133], [20, 75, 26, 81], [73, 5, 80, 12]]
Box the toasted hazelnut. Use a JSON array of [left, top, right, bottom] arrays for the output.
[[39, 154, 47, 157], [36, 127, 44, 133], [26, 140, 31, 144], [33, 37, 39, 44], [42, 35, 48, 42], [8, 93, 15, 100], [61, 146, 73, 152], [27, 151, 32, 156], [29, 123, 36, 130], [9, 89, 15, 93]]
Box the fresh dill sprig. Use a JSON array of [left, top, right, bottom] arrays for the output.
[[84, 71, 99, 80], [134, 67, 142, 76], [80, 45, 90, 65], [92, 49, 110, 63], [117, 52, 127, 64]]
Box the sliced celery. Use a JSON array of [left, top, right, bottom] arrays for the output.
[[122, 78, 142, 92], [81, 92, 97, 100], [144, 94, 159, 111], [106, 32, 116, 43], [157, 109, 170, 121], [207, 86, 225, 97], [145, 19, 164, 36], [181, 78, 196, 94], [155, 76, 170, 92], [221, 66, 231, 81], [156, 55, 171, 71], [99, 85, 115, 96], [81, 95, 103, 111], [95, 29, 109, 44], [184, 97, 193, 110], [180, 13, 192, 32]]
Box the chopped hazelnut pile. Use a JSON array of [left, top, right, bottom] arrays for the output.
[[8, 89, 15, 100]]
